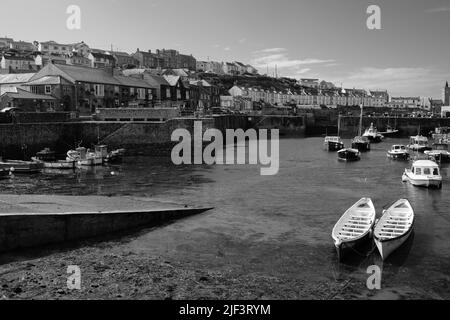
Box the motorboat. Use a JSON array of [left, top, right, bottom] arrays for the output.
[[402, 160, 442, 189], [432, 127, 450, 144], [351, 136, 371, 152], [363, 123, 384, 143], [374, 199, 414, 260], [387, 145, 410, 160], [337, 148, 361, 162], [323, 136, 344, 151], [407, 135, 431, 153], [424, 143, 450, 163], [332, 198, 376, 261]]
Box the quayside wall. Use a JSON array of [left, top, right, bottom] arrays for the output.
[[0, 115, 306, 159]]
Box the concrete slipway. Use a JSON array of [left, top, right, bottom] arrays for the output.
[[0, 194, 212, 253]]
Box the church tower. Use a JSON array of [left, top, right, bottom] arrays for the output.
[[444, 81, 450, 106]]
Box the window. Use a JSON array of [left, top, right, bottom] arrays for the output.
[[94, 84, 105, 97], [166, 88, 171, 98], [423, 168, 431, 175], [137, 88, 145, 100], [114, 86, 120, 94], [45, 85, 52, 95], [434, 168, 439, 176], [130, 87, 135, 95], [415, 168, 422, 175], [31, 86, 39, 94]]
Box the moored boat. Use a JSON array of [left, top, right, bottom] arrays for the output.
[[374, 199, 414, 260], [337, 148, 361, 162], [407, 135, 431, 153], [402, 160, 442, 189], [351, 136, 371, 152], [332, 198, 376, 261], [105, 148, 126, 163], [363, 123, 384, 143], [32, 148, 76, 169], [424, 143, 450, 163], [323, 136, 344, 151], [387, 145, 410, 160]]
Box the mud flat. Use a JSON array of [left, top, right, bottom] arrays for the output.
[[0, 194, 212, 253]]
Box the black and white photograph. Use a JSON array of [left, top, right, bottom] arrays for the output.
[[0, 0, 449, 308]]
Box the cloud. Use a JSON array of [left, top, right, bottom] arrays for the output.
[[331, 67, 447, 97], [250, 48, 334, 69], [425, 7, 450, 13], [238, 38, 246, 44]]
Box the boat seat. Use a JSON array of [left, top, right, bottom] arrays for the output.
[[342, 228, 364, 233], [344, 224, 366, 229]]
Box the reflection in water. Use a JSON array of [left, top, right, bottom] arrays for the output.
[[0, 138, 449, 298]]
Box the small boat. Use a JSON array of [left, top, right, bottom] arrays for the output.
[[324, 136, 344, 151], [402, 160, 442, 189], [332, 198, 376, 261], [35, 148, 56, 162], [363, 123, 384, 143], [379, 125, 399, 136], [424, 143, 450, 163], [351, 105, 371, 152], [105, 148, 126, 163], [0, 159, 43, 174], [387, 145, 410, 160], [432, 127, 450, 143], [351, 136, 371, 152], [374, 199, 414, 260], [407, 135, 431, 153], [337, 148, 361, 162], [32, 148, 75, 169]]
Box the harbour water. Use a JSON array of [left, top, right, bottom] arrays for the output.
[[1, 137, 449, 299]]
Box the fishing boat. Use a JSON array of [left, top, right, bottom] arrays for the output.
[[362, 123, 384, 143], [351, 105, 370, 152], [407, 135, 431, 153], [402, 160, 442, 189], [35, 148, 56, 162], [424, 143, 450, 163], [0, 159, 43, 174], [332, 198, 376, 261], [387, 145, 410, 160], [67, 147, 102, 167], [337, 148, 361, 162], [323, 136, 344, 151], [374, 199, 414, 260]]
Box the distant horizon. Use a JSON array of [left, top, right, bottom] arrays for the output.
[[1, 0, 449, 99]]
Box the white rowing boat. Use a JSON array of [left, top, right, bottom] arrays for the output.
[[332, 198, 376, 261], [374, 199, 414, 260]]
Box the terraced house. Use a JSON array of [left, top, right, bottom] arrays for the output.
[[24, 63, 152, 114]]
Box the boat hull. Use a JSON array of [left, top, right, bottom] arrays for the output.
[[351, 142, 370, 152], [387, 152, 410, 160], [324, 141, 344, 152], [374, 227, 413, 260], [365, 135, 383, 143], [402, 172, 442, 189], [335, 231, 372, 261]]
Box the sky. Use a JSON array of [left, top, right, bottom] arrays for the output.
[[1, 0, 449, 98]]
